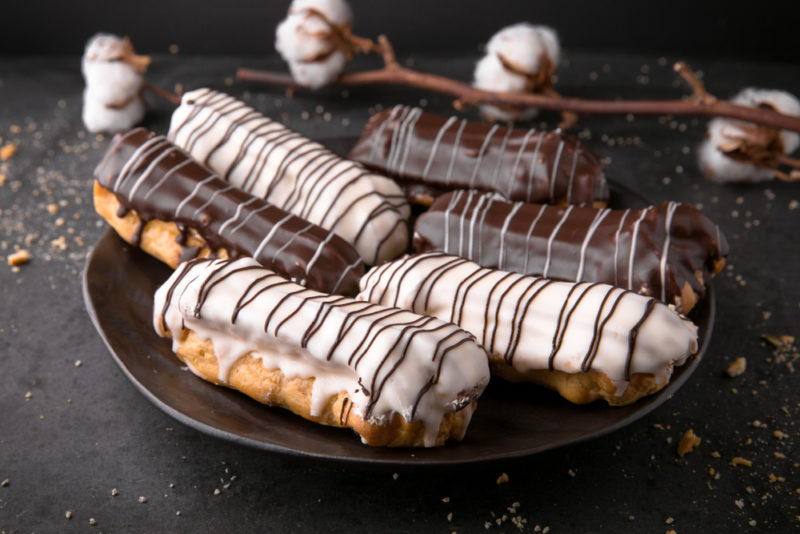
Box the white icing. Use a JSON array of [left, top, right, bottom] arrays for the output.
[[154, 258, 490, 446], [358, 253, 698, 399], [168, 89, 410, 265]]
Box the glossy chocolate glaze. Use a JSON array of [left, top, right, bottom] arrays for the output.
[[413, 191, 729, 311], [94, 128, 365, 296], [348, 106, 609, 206]]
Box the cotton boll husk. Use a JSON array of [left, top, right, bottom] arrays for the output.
[[473, 54, 538, 122], [699, 87, 800, 182], [82, 91, 145, 133], [732, 87, 800, 154], [698, 134, 774, 183], [287, 50, 348, 89], [275, 12, 335, 63], [290, 0, 352, 26], [485, 23, 560, 74]]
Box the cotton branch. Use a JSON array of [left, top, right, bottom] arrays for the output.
[[237, 60, 800, 134]]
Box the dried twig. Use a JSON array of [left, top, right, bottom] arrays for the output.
[[237, 60, 800, 134]]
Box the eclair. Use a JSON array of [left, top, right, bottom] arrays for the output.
[[413, 191, 728, 313], [94, 128, 365, 296], [348, 105, 609, 207], [168, 88, 411, 265], [155, 257, 491, 447], [358, 252, 698, 406]]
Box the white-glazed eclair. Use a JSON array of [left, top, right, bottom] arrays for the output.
[[168, 89, 411, 265], [154, 257, 490, 447], [358, 252, 698, 405]]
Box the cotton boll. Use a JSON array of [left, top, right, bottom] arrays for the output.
[[699, 87, 800, 182], [732, 88, 800, 154], [473, 54, 538, 122], [473, 23, 560, 121], [275, 12, 336, 63], [485, 23, 560, 76], [81, 33, 148, 133], [286, 50, 348, 89], [290, 0, 352, 26], [82, 91, 146, 134], [275, 0, 354, 88], [83, 60, 144, 105]]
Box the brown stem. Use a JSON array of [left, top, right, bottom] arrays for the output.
[[674, 61, 715, 104], [776, 153, 800, 169], [377, 34, 399, 70], [237, 65, 800, 133], [142, 82, 182, 105]]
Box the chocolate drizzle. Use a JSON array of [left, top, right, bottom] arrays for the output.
[[168, 89, 411, 265], [348, 105, 610, 206], [94, 128, 365, 296], [414, 191, 729, 312], [359, 252, 697, 387]]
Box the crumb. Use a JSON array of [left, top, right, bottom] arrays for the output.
[[214, 488, 221, 495], [666, 530, 676, 534], [7, 249, 30, 266], [111, 488, 118, 496], [176, 510, 181, 516], [0, 143, 17, 161], [51, 235, 67, 249], [726, 357, 747, 377], [25, 391, 32, 400], [665, 517, 674, 524], [138, 496, 147, 503], [748, 520, 756, 527], [789, 200, 799, 210], [447, 512, 453, 522], [677, 429, 701, 457], [773, 430, 788, 439], [496, 472, 509, 485], [74, 360, 82, 367], [0, 174, 6, 185], [1, 478, 9, 487], [392, 473, 399, 480], [731, 457, 753, 467], [169, 44, 180, 54], [89, 518, 97, 526], [442, 496, 450, 503], [734, 499, 744, 509], [46, 203, 59, 214], [65, 510, 72, 519]]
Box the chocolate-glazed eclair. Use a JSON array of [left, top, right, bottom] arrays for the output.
[[359, 252, 698, 406], [94, 128, 365, 296], [348, 105, 609, 207], [168, 89, 411, 265], [413, 191, 728, 313], [155, 257, 490, 447]]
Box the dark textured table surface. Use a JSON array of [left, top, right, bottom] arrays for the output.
[[1, 52, 798, 533]]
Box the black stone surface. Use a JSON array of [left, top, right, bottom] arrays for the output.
[[1, 53, 798, 533]]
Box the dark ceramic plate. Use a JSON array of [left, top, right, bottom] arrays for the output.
[[83, 138, 714, 465]]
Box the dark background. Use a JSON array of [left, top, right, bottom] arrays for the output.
[[2, 0, 800, 60], [2, 2, 799, 533]]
